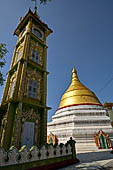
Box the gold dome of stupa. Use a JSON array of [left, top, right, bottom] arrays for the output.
[[59, 67, 101, 109]]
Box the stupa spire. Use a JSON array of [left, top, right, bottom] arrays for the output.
[[72, 66, 79, 81]]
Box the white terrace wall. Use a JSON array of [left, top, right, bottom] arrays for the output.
[[0, 138, 78, 170]]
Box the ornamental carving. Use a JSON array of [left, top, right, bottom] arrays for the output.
[[22, 105, 40, 120], [13, 103, 40, 148], [0, 113, 8, 147], [13, 103, 23, 147], [27, 68, 42, 81]]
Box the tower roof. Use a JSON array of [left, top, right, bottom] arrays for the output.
[[14, 8, 53, 36], [59, 66, 102, 109]]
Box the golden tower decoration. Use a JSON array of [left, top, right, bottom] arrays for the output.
[[0, 6, 52, 150]]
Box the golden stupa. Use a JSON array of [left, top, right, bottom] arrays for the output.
[[59, 67, 101, 109]]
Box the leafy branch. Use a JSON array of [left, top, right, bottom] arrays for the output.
[[0, 43, 8, 86], [40, 0, 52, 4]]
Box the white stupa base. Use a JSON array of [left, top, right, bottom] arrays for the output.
[[48, 105, 113, 149]]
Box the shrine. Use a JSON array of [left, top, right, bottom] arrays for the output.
[[94, 130, 111, 149], [47, 132, 58, 145]]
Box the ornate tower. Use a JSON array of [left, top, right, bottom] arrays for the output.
[[0, 8, 52, 150]]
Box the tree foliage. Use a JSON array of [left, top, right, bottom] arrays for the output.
[[40, 0, 52, 4], [0, 43, 8, 86]]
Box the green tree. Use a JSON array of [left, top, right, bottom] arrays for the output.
[[0, 43, 8, 86], [40, 0, 51, 3]]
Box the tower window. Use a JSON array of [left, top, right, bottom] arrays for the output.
[[10, 81, 16, 98], [32, 49, 40, 63], [33, 28, 42, 39], [28, 79, 38, 99], [17, 50, 22, 62], [20, 27, 26, 38]]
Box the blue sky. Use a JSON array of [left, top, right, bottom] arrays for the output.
[[0, 0, 113, 122]]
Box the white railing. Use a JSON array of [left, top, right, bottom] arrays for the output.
[[0, 143, 72, 167]]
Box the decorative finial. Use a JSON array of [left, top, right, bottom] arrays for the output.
[[72, 65, 79, 80], [72, 65, 76, 73], [31, 0, 38, 15]]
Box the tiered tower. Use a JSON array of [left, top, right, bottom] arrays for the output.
[[48, 67, 113, 148], [0, 8, 52, 150]]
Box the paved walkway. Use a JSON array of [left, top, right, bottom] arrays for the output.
[[59, 147, 113, 169]]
